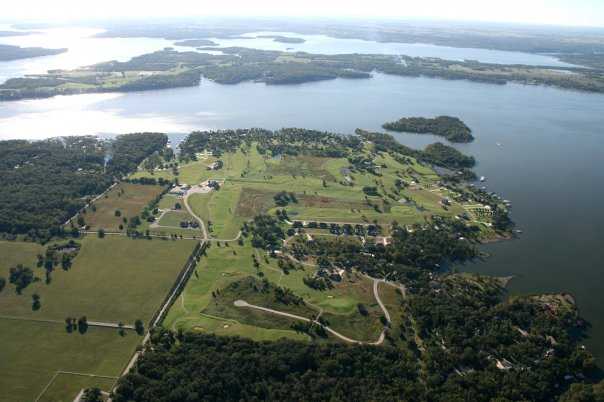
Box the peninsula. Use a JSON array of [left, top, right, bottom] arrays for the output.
[[383, 115, 474, 143], [1, 47, 604, 102], [0, 43, 67, 61]]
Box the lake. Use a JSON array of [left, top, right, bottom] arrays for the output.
[[0, 27, 603, 361]]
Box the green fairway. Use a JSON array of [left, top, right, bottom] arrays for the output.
[[0, 236, 197, 323], [0, 318, 138, 402], [164, 242, 391, 343], [164, 242, 309, 341], [130, 140, 467, 233]]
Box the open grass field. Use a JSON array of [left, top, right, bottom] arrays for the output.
[[0, 236, 197, 323], [0, 240, 44, 271], [157, 210, 195, 227], [0, 318, 138, 402], [156, 193, 180, 210], [74, 183, 165, 231], [38, 374, 115, 402]]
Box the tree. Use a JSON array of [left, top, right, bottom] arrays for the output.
[[81, 387, 103, 402], [97, 228, 105, 238], [114, 209, 122, 217], [118, 322, 126, 336], [9, 264, 35, 294], [32, 293, 41, 310], [0, 277, 5, 292], [77, 216, 86, 227], [134, 319, 145, 335], [77, 316, 88, 334], [65, 317, 75, 333]]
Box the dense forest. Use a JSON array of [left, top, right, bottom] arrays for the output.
[[173, 39, 219, 47], [113, 331, 422, 402], [0, 133, 167, 237], [383, 116, 474, 143]]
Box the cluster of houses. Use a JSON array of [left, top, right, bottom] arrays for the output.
[[179, 220, 200, 229], [292, 221, 381, 236], [169, 183, 191, 197], [206, 160, 223, 170]]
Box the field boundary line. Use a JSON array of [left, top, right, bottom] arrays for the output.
[[34, 371, 118, 402]]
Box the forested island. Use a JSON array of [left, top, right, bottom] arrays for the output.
[[173, 39, 219, 47], [383, 116, 474, 143], [0, 44, 67, 61], [1, 46, 604, 101], [257, 35, 306, 43]]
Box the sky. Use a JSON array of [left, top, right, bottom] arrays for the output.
[[3, 0, 604, 28]]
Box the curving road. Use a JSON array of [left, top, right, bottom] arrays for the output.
[[234, 296, 388, 345], [183, 188, 208, 240]]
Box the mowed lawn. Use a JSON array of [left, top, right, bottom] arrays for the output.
[[0, 236, 197, 324], [164, 243, 307, 342], [0, 318, 138, 402], [188, 185, 243, 239], [75, 183, 165, 231]]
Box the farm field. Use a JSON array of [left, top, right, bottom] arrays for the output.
[[0, 236, 197, 323], [0, 318, 138, 402], [0, 236, 198, 402], [70, 182, 165, 231]]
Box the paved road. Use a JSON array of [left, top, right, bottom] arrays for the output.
[[373, 279, 391, 323], [234, 299, 387, 345], [0, 315, 134, 330], [183, 188, 208, 240]]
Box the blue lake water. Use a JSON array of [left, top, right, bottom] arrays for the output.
[[209, 31, 577, 67]]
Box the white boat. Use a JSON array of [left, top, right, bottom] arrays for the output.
[[480, 176, 486, 182]]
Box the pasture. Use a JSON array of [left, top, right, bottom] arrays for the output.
[[0, 236, 197, 323], [0, 318, 138, 402], [74, 183, 165, 231]]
